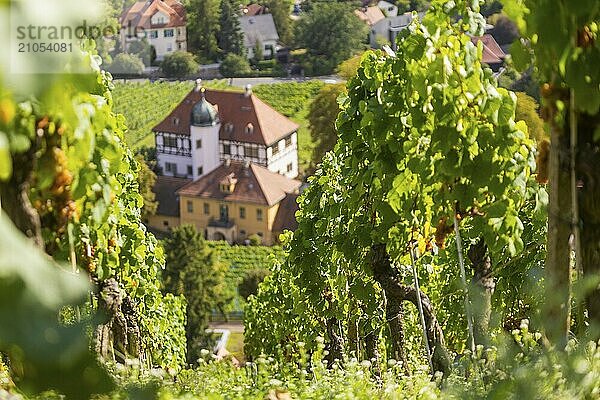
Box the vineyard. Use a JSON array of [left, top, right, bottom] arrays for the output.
[[207, 241, 284, 314], [111, 80, 229, 148], [1, 0, 600, 399], [253, 81, 325, 175]]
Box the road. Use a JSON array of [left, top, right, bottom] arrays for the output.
[[114, 75, 343, 86], [228, 76, 342, 86]]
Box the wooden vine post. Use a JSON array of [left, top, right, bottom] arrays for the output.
[[453, 211, 475, 353], [408, 242, 434, 373]]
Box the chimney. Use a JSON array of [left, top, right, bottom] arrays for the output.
[[194, 78, 202, 92], [244, 84, 252, 97]]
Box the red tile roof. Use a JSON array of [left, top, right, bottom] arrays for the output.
[[120, 0, 186, 29], [153, 175, 191, 216], [177, 161, 301, 206], [471, 34, 506, 65], [354, 6, 385, 26], [153, 87, 300, 146], [243, 3, 269, 16], [272, 192, 299, 232]]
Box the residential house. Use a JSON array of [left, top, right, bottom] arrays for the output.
[[153, 80, 299, 180], [239, 14, 280, 59], [471, 34, 506, 72], [369, 12, 424, 49], [377, 0, 398, 17], [147, 80, 301, 243], [354, 6, 385, 28], [120, 0, 187, 61], [176, 160, 301, 244]]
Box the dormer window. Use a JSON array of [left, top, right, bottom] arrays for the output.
[[219, 173, 237, 193], [173, 117, 180, 126], [220, 182, 237, 193], [225, 123, 234, 133], [245, 123, 254, 134]]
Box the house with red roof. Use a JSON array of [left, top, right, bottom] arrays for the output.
[[120, 0, 187, 61], [470, 34, 506, 72], [147, 80, 301, 243]]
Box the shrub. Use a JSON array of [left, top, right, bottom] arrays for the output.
[[257, 59, 277, 70], [107, 53, 145, 76], [219, 53, 251, 77], [247, 233, 262, 246], [161, 51, 199, 78], [127, 39, 153, 66], [336, 53, 363, 80]]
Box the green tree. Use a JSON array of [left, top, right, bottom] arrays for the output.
[[396, 0, 430, 13], [108, 53, 145, 75], [336, 53, 363, 80], [515, 92, 546, 143], [0, 29, 187, 392], [219, 53, 251, 77], [246, 0, 540, 373], [480, 0, 502, 17], [489, 13, 519, 45], [162, 225, 231, 364], [218, 0, 245, 56], [252, 39, 264, 64], [127, 38, 153, 66], [264, 0, 294, 44], [134, 154, 158, 221], [295, 2, 367, 75], [308, 83, 345, 169], [506, 0, 600, 344], [238, 268, 270, 300], [186, 0, 221, 62], [161, 51, 199, 78]]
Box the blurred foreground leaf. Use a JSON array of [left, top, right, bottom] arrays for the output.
[[0, 213, 113, 398]]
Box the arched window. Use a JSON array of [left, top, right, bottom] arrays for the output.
[[245, 123, 254, 134]]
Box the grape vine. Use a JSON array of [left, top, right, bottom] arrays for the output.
[[0, 42, 186, 372], [246, 0, 544, 373]]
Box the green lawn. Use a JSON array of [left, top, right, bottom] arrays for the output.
[[227, 332, 245, 362]]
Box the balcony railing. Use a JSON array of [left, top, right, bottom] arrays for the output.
[[220, 154, 267, 165], [208, 218, 236, 229], [157, 145, 191, 157]]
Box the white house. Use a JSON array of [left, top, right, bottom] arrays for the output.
[[239, 14, 280, 60], [369, 12, 424, 49], [153, 80, 299, 180], [120, 0, 187, 61]]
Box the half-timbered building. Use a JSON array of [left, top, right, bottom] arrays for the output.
[[152, 80, 299, 180]]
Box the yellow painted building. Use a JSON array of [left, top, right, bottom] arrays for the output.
[[150, 160, 300, 245]]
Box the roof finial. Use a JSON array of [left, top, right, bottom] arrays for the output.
[[195, 78, 203, 92]]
